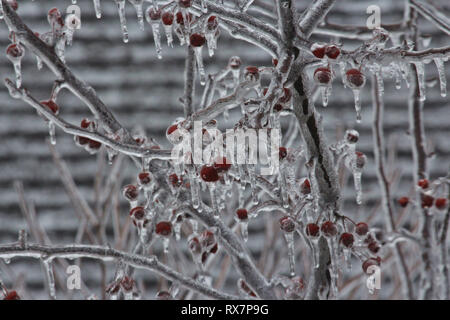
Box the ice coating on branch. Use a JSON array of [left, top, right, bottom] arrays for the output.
[[6, 43, 24, 88], [434, 58, 447, 97], [284, 232, 296, 277], [345, 151, 366, 204], [205, 16, 219, 57], [414, 62, 426, 101], [48, 121, 56, 145], [93, 0, 102, 19], [115, 0, 129, 43]]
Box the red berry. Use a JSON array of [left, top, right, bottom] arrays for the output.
[[236, 208, 248, 221], [3, 290, 20, 300], [435, 198, 448, 210], [362, 257, 381, 274], [123, 184, 138, 201], [175, 11, 191, 25], [161, 12, 174, 25], [156, 221, 172, 236], [228, 56, 241, 70], [179, 0, 192, 8], [346, 69, 366, 88], [246, 66, 259, 75], [368, 241, 380, 254], [80, 118, 91, 129], [130, 206, 145, 220], [345, 129, 359, 144], [88, 139, 101, 150], [40, 100, 59, 115], [306, 223, 320, 238], [272, 58, 278, 66], [76, 136, 90, 146], [418, 179, 429, 189], [325, 45, 340, 59], [279, 147, 288, 160], [340, 233, 354, 248], [280, 216, 295, 233], [207, 15, 218, 30], [273, 103, 283, 112], [301, 179, 311, 195], [147, 7, 161, 20], [355, 222, 369, 236], [167, 124, 178, 135], [314, 67, 332, 85], [355, 151, 366, 168], [190, 33, 206, 47], [169, 173, 182, 187], [6, 43, 24, 59], [188, 236, 201, 255], [200, 165, 219, 182], [422, 195, 434, 208], [210, 243, 218, 254], [311, 43, 325, 59], [398, 197, 409, 207], [214, 156, 231, 171], [138, 172, 151, 185], [321, 221, 337, 237], [200, 230, 215, 249], [5, 0, 18, 11]]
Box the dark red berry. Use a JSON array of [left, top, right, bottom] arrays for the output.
[[88, 139, 101, 150], [321, 221, 337, 237], [301, 179, 311, 195], [80, 118, 91, 129], [123, 184, 138, 201], [435, 198, 448, 210], [398, 197, 409, 207], [169, 173, 182, 187], [236, 208, 248, 221], [207, 15, 218, 30], [362, 257, 381, 274], [306, 223, 320, 238], [355, 222, 369, 236], [40, 100, 59, 115], [6, 43, 24, 59], [418, 179, 429, 189], [175, 11, 191, 25], [368, 241, 380, 254], [130, 206, 145, 220], [200, 165, 219, 182], [3, 290, 20, 300], [340, 233, 354, 248], [311, 43, 325, 59], [161, 12, 174, 25], [346, 69, 365, 88], [210, 243, 218, 254], [148, 7, 161, 20], [422, 195, 434, 208], [188, 236, 201, 255], [279, 147, 288, 160], [345, 130, 359, 143], [355, 151, 366, 168], [245, 66, 259, 75], [279, 216, 295, 233], [325, 45, 340, 59], [156, 221, 172, 236], [272, 58, 278, 66], [138, 172, 151, 185], [273, 103, 283, 112], [314, 67, 332, 84], [190, 33, 205, 47], [179, 0, 191, 8]]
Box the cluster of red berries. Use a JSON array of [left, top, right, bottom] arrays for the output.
[[74, 118, 102, 153], [189, 230, 219, 265], [313, 66, 366, 89], [311, 43, 341, 60], [397, 179, 448, 210]]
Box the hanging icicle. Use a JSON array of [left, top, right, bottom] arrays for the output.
[[146, 7, 163, 59], [434, 58, 447, 97], [6, 43, 24, 88], [115, 0, 129, 43], [205, 15, 219, 57], [161, 11, 174, 47], [190, 33, 207, 85], [93, 0, 102, 19], [129, 0, 144, 31], [413, 61, 426, 101]]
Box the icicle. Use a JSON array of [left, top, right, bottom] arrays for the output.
[[192, 45, 206, 86], [284, 232, 296, 277], [42, 258, 57, 300], [48, 121, 56, 145], [93, 0, 102, 19], [205, 16, 219, 57], [72, 0, 77, 4], [150, 21, 162, 59], [352, 89, 362, 123], [320, 85, 331, 107], [208, 183, 219, 216], [188, 169, 201, 211], [174, 222, 181, 241], [13, 61, 22, 88], [374, 69, 384, 98], [326, 237, 339, 298], [162, 237, 170, 254], [343, 248, 352, 271], [434, 58, 447, 97], [414, 62, 426, 101], [392, 63, 402, 89], [248, 165, 259, 205], [240, 221, 249, 242], [279, 171, 289, 208], [163, 24, 173, 47], [353, 170, 362, 204], [130, 0, 144, 31], [3, 258, 11, 264], [310, 238, 320, 268], [116, 0, 129, 43], [340, 61, 347, 87]]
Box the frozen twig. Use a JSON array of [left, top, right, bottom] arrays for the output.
[[183, 45, 196, 118], [0, 243, 238, 300], [409, 0, 450, 36]]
